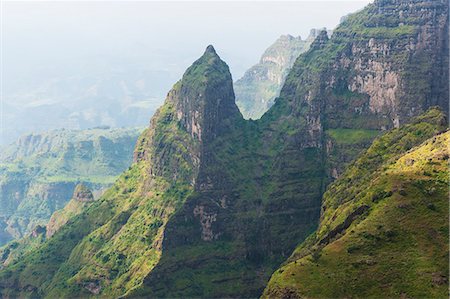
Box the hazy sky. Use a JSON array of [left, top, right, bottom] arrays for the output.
[[1, 1, 373, 145], [3, 1, 372, 89]]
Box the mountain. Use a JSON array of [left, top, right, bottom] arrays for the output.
[[0, 184, 95, 268], [263, 109, 449, 298], [46, 184, 95, 238], [0, 0, 448, 297], [234, 30, 319, 119], [0, 127, 143, 245]]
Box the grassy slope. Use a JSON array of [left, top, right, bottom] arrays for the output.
[[263, 108, 449, 298], [0, 227, 46, 269], [326, 129, 380, 145], [46, 200, 93, 238], [0, 51, 212, 298]]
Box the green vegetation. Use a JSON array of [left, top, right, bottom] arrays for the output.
[[0, 0, 448, 296], [0, 226, 47, 269], [263, 108, 449, 298], [326, 128, 381, 145], [0, 127, 144, 183], [0, 127, 143, 244], [0, 49, 203, 298], [335, 4, 418, 39]]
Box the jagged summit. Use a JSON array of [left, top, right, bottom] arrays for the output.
[[204, 44, 217, 55], [309, 29, 329, 50], [173, 46, 241, 142], [308, 28, 327, 40]]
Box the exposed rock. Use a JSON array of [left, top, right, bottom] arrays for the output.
[[72, 184, 94, 202], [46, 185, 95, 238], [30, 225, 46, 238], [85, 282, 101, 295], [193, 205, 218, 241], [0, 0, 448, 298], [432, 272, 448, 286]]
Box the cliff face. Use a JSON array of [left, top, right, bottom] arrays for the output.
[[0, 46, 241, 298], [0, 0, 448, 298], [265, 0, 448, 179], [235, 32, 317, 119], [263, 109, 449, 298], [134, 41, 329, 296], [0, 127, 142, 244]]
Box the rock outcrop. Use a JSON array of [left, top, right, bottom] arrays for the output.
[[72, 184, 94, 202], [46, 184, 95, 238], [0, 0, 447, 298], [266, 0, 448, 178]]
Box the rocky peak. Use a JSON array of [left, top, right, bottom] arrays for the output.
[[173, 45, 241, 142], [72, 184, 94, 202], [308, 28, 326, 40], [309, 29, 329, 50], [204, 44, 216, 54]]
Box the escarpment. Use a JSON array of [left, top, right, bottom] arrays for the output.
[[0, 0, 448, 298], [263, 108, 449, 298], [0, 127, 142, 245], [264, 0, 448, 178]]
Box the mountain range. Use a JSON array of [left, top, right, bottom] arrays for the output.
[[0, 0, 448, 298], [0, 127, 143, 245]]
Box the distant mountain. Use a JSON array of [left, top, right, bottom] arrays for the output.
[[0, 0, 447, 298], [234, 29, 324, 119], [0, 184, 95, 268], [0, 127, 143, 245]]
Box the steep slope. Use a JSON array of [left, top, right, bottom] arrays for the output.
[[0, 127, 142, 244], [0, 0, 448, 298], [235, 30, 319, 119], [0, 225, 46, 270], [46, 184, 95, 238], [0, 184, 95, 268], [0, 45, 240, 298], [134, 0, 448, 295], [263, 0, 448, 180], [264, 109, 449, 298]]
